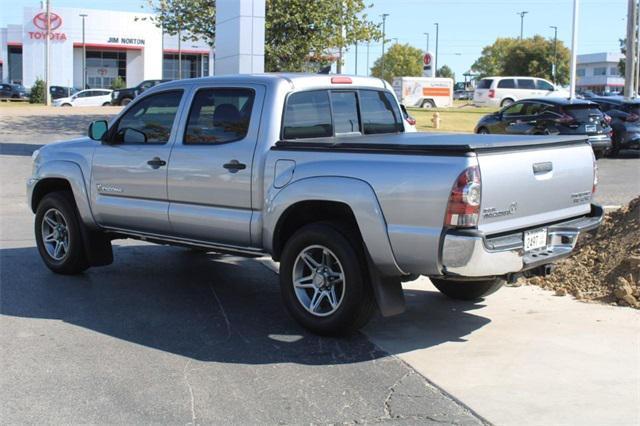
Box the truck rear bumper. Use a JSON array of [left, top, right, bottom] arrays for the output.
[[440, 204, 604, 277]]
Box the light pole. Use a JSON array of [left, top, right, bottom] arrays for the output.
[[392, 37, 399, 45], [424, 32, 429, 52], [517, 11, 529, 39], [366, 40, 370, 76], [569, 0, 579, 99], [550, 25, 558, 84], [381, 13, 389, 78], [44, 0, 51, 105], [355, 42, 358, 75], [434, 22, 439, 77], [80, 14, 88, 90]]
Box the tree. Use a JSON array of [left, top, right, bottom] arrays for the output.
[[370, 43, 423, 83], [617, 37, 639, 88], [111, 76, 126, 90], [144, 0, 382, 72], [437, 65, 454, 81], [29, 78, 45, 104], [471, 35, 571, 85]]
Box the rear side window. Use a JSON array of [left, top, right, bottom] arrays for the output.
[[502, 102, 526, 116], [497, 79, 515, 89], [359, 90, 402, 134], [517, 79, 536, 90], [536, 80, 554, 91], [283, 90, 333, 139], [184, 88, 254, 144], [477, 79, 493, 89], [331, 91, 361, 135]]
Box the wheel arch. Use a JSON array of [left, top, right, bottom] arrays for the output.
[[263, 176, 404, 277]]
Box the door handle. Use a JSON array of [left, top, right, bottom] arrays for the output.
[[223, 160, 246, 172], [147, 157, 166, 168]]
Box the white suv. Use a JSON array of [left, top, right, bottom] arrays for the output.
[[473, 77, 568, 107]]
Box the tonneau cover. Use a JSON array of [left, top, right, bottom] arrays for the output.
[[275, 132, 588, 153]]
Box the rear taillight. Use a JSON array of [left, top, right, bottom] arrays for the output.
[[592, 151, 598, 194], [626, 113, 639, 122], [445, 166, 481, 228], [554, 113, 575, 125], [488, 89, 495, 98], [406, 116, 416, 126]]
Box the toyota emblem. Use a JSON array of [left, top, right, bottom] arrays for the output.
[[33, 12, 63, 31]]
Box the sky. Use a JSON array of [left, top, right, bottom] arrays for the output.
[[0, 0, 629, 79]]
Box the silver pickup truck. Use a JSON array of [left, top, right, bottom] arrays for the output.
[[28, 74, 603, 334]]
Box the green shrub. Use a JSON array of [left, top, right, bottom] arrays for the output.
[[111, 76, 126, 90], [30, 78, 45, 104]]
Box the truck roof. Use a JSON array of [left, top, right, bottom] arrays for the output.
[[155, 73, 390, 91]]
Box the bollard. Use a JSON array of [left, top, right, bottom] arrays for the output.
[[431, 112, 440, 129]]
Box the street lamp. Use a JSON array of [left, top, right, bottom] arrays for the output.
[[381, 13, 389, 77], [424, 32, 429, 52], [79, 14, 88, 90], [434, 23, 439, 77], [550, 25, 558, 84], [517, 11, 529, 39]]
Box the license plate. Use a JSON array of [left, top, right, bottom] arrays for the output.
[[585, 124, 596, 132], [524, 228, 548, 252]]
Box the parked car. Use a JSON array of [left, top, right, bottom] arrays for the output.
[[474, 98, 612, 157], [0, 83, 28, 99], [453, 89, 473, 100], [400, 104, 417, 132], [49, 86, 78, 100], [473, 77, 569, 108], [52, 89, 113, 107], [28, 74, 602, 335], [110, 79, 170, 106], [591, 96, 640, 155]]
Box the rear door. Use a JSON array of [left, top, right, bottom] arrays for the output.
[[516, 78, 537, 100], [167, 84, 265, 246]]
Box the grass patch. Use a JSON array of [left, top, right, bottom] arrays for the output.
[[409, 103, 499, 133]]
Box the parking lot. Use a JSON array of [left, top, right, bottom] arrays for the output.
[[1, 107, 639, 424]]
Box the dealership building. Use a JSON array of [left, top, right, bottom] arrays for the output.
[[0, 6, 214, 88]]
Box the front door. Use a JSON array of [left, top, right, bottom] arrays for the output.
[[167, 85, 265, 247], [90, 89, 185, 234]]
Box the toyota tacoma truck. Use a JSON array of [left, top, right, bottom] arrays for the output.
[[28, 74, 603, 335]]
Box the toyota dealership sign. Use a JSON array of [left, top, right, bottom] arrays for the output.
[[29, 12, 67, 41]]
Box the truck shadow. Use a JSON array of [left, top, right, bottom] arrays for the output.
[[0, 244, 490, 365]]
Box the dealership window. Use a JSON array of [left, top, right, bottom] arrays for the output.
[[8, 46, 23, 84], [593, 67, 607, 76], [163, 53, 209, 79], [609, 67, 619, 76], [576, 68, 586, 77], [85, 50, 126, 89]]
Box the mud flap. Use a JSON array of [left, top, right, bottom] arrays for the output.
[[366, 253, 405, 317], [80, 227, 113, 267]]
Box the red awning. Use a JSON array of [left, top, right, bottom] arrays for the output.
[[73, 43, 143, 51]]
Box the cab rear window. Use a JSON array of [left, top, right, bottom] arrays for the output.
[[282, 89, 402, 140]]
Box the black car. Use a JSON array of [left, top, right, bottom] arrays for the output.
[[589, 96, 640, 155], [475, 98, 612, 157], [49, 86, 78, 100], [0, 83, 28, 100], [110, 79, 170, 106]]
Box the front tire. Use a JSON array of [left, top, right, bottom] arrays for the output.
[[279, 223, 376, 335], [431, 278, 504, 300], [35, 191, 89, 275]]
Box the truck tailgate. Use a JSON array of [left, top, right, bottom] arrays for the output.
[[477, 143, 594, 235]]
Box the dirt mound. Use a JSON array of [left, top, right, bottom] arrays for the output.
[[526, 197, 640, 308]]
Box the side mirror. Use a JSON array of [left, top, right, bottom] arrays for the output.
[[122, 128, 147, 144], [88, 120, 108, 141]]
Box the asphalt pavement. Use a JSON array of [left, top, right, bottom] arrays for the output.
[[1, 107, 638, 425]]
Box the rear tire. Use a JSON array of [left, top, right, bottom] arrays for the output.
[[102, 102, 111, 106], [421, 99, 436, 109], [35, 191, 89, 275], [279, 223, 375, 335], [500, 98, 514, 107], [477, 127, 489, 134], [431, 278, 504, 301]]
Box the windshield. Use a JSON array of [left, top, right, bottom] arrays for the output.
[[563, 105, 603, 122], [477, 79, 493, 89]]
